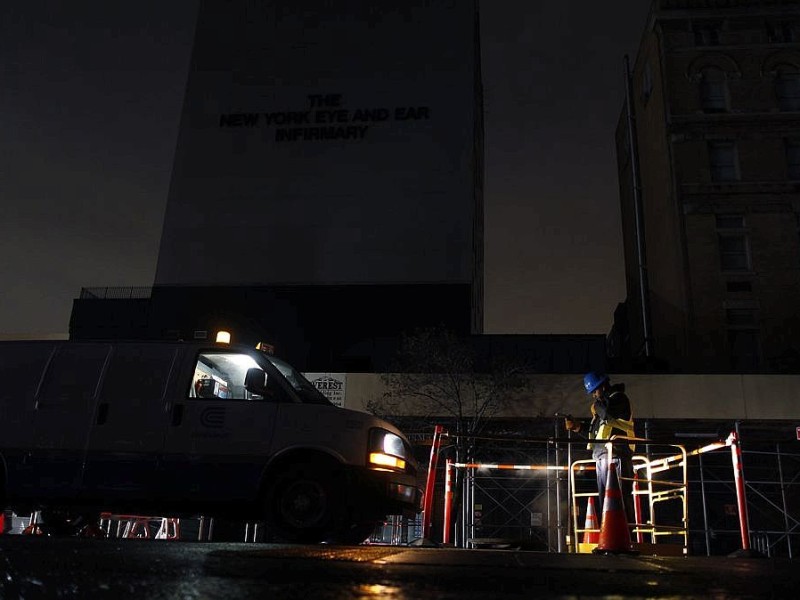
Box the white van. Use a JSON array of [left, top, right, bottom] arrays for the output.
[[0, 340, 421, 543]]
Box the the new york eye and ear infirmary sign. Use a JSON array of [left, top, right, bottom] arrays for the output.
[[218, 93, 430, 142], [304, 373, 347, 408]]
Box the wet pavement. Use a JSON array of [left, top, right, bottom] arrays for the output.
[[0, 535, 795, 599]]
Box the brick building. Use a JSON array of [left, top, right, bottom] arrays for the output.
[[612, 0, 800, 373]]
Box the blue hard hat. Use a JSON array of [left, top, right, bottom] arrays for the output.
[[583, 372, 608, 394]]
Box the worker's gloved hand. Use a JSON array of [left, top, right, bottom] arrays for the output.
[[564, 418, 580, 432]]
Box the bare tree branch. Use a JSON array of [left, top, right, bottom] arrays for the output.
[[369, 325, 535, 460]]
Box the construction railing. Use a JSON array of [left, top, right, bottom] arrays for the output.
[[569, 440, 690, 554], [99, 514, 181, 540], [420, 421, 797, 556]]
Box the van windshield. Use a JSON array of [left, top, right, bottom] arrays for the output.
[[265, 354, 333, 406]]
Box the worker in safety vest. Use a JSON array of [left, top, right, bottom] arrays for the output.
[[564, 372, 636, 524]]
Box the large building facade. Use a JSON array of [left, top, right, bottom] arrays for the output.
[[612, 0, 800, 373], [155, 0, 485, 327], [72, 1, 485, 369]]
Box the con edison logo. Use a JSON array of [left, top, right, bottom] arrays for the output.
[[200, 407, 225, 429]]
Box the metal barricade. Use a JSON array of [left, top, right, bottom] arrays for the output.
[[569, 440, 689, 554]]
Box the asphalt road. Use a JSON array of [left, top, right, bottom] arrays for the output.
[[0, 535, 795, 599]]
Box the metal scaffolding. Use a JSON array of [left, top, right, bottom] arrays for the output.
[[414, 418, 800, 556]]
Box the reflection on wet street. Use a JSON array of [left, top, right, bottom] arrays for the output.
[[0, 536, 794, 599]]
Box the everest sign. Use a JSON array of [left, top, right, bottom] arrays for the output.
[[304, 373, 347, 408]]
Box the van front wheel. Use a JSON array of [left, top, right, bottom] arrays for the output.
[[265, 462, 344, 543]]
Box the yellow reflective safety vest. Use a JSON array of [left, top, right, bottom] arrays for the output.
[[587, 390, 635, 454], [594, 414, 635, 442]]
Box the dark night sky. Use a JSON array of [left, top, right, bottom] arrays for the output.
[[1, 1, 652, 338]]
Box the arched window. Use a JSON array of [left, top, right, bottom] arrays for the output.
[[688, 55, 739, 113], [700, 67, 728, 112]]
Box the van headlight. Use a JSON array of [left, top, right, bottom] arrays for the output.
[[368, 429, 409, 471]]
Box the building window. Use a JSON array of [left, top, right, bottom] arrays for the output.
[[727, 329, 760, 371], [694, 20, 721, 46], [776, 67, 800, 111], [786, 139, 800, 179], [797, 213, 800, 258], [641, 61, 653, 103], [717, 214, 750, 272], [726, 308, 757, 327], [718, 235, 750, 271], [716, 214, 745, 229], [726, 307, 759, 370], [708, 141, 739, 182], [766, 21, 796, 43], [700, 67, 728, 112], [726, 281, 752, 293]]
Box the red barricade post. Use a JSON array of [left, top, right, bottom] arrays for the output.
[[442, 459, 454, 545], [728, 430, 751, 551], [422, 425, 444, 540]]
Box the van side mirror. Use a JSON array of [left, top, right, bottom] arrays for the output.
[[244, 367, 267, 394]]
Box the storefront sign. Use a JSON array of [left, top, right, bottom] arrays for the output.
[[304, 373, 347, 408]]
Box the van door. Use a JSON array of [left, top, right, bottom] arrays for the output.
[[28, 343, 111, 500], [81, 344, 181, 503], [157, 349, 283, 507]]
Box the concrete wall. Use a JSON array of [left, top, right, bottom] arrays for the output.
[[337, 372, 800, 421]]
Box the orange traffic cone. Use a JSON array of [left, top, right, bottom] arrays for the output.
[[582, 497, 600, 544], [593, 462, 638, 555]]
